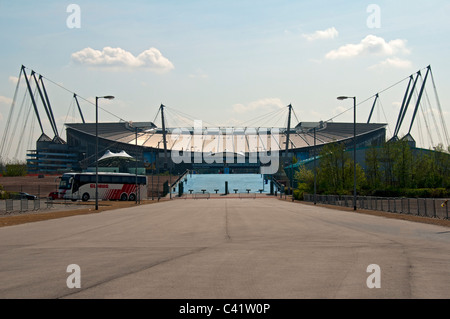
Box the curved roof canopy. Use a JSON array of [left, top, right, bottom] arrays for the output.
[[66, 121, 387, 153]]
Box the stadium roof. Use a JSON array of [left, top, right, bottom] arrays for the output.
[[65, 122, 386, 153]]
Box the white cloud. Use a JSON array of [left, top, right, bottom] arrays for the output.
[[302, 27, 338, 41], [71, 47, 174, 73], [332, 105, 351, 119], [0, 95, 13, 105], [325, 35, 410, 60], [392, 101, 402, 109], [0, 96, 12, 122], [8, 76, 19, 84], [422, 107, 449, 118], [334, 105, 348, 114], [220, 117, 248, 127], [8, 75, 31, 86], [309, 110, 323, 120], [369, 57, 412, 70], [189, 69, 208, 79], [232, 98, 285, 114]]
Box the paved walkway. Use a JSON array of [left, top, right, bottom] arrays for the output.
[[0, 197, 449, 299]]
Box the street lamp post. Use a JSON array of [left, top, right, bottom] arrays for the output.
[[337, 96, 357, 211], [135, 126, 138, 205], [290, 141, 295, 202], [157, 141, 161, 201], [95, 95, 115, 211], [313, 127, 316, 205]]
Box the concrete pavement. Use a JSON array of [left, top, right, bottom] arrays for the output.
[[0, 197, 449, 299]]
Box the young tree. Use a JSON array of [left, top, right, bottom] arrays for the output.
[[392, 139, 414, 188], [380, 141, 395, 187], [317, 142, 365, 194], [318, 142, 345, 193], [365, 146, 381, 189], [2, 161, 27, 177], [431, 144, 450, 188], [294, 165, 314, 199], [294, 165, 314, 191], [413, 151, 437, 188]]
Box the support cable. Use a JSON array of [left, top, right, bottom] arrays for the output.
[[408, 67, 431, 135], [22, 67, 44, 134], [416, 114, 424, 147], [327, 66, 428, 123], [423, 87, 443, 145], [32, 72, 58, 137], [15, 99, 34, 159], [429, 68, 449, 146], [377, 97, 393, 137], [413, 88, 434, 147], [6, 88, 35, 158], [27, 112, 36, 155], [0, 68, 22, 159], [23, 66, 125, 122]]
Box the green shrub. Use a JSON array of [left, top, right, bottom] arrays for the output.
[[3, 163, 27, 177], [0, 185, 12, 199], [293, 189, 302, 200], [294, 183, 311, 200], [403, 188, 449, 198], [368, 187, 449, 198]]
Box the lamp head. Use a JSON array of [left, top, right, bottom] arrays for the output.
[[337, 96, 349, 100]]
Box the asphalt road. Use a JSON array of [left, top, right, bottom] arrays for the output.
[[0, 198, 449, 299]]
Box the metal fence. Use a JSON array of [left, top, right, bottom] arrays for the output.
[[239, 192, 257, 199], [1, 199, 55, 215], [303, 194, 449, 219], [194, 192, 210, 199]]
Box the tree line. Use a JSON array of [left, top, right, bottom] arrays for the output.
[[0, 160, 28, 177], [294, 140, 450, 199]]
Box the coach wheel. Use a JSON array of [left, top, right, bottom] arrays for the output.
[[82, 193, 90, 202], [120, 193, 128, 201], [128, 193, 136, 201]]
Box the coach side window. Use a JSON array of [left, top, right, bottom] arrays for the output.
[[101, 176, 112, 183], [111, 176, 121, 184], [80, 175, 89, 183]]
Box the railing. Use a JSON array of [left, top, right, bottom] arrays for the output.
[[170, 169, 190, 190], [1, 199, 52, 215], [272, 178, 284, 193], [194, 191, 210, 199], [303, 194, 449, 220], [178, 189, 263, 200], [239, 192, 256, 199]]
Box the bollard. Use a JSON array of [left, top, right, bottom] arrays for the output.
[[178, 181, 183, 197]]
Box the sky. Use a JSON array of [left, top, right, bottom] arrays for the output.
[[0, 0, 449, 161]]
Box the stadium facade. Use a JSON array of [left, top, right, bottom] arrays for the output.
[[26, 120, 387, 175]]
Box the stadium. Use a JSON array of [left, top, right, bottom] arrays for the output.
[[1, 65, 448, 185], [26, 105, 387, 176]]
